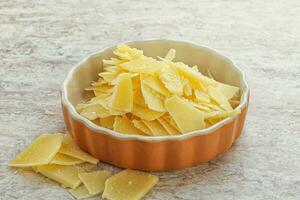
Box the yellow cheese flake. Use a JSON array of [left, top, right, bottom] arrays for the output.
[[162, 115, 181, 133], [165, 96, 205, 133], [110, 73, 133, 112], [216, 81, 240, 100], [98, 72, 118, 83], [194, 89, 211, 103], [9, 133, 63, 167], [85, 85, 113, 94], [164, 49, 176, 61], [132, 120, 153, 136], [100, 116, 115, 129], [207, 86, 233, 111], [120, 58, 162, 74], [157, 118, 181, 135], [50, 153, 85, 165], [204, 109, 241, 120], [36, 164, 83, 189], [141, 82, 165, 112], [141, 74, 170, 96], [76, 103, 111, 120], [159, 65, 183, 95], [78, 170, 111, 195], [59, 135, 98, 165], [143, 120, 169, 136], [102, 169, 158, 200], [69, 185, 95, 200], [113, 116, 145, 135], [132, 104, 164, 121]]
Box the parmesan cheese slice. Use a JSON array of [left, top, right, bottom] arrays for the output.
[[102, 169, 158, 200], [9, 133, 63, 167], [78, 170, 111, 195], [141, 74, 170, 96], [69, 185, 95, 200], [165, 96, 205, 133], [100, 116, 115, 129], [132, 120, 153, 136], [59, 135, 98, 165], [120, 58, 162, 74], [132, 104, 164, 121], [110, 73, 133, 112], [143, 120, 169, 136], [157, 118, 181, 135], [50, 153, 85, 166], [36, 164, 83, 189], [159, 65, 183, 95], [164, 49, 176, 61], [207, 86, 233, 111], [113, 116, 145, 135], [141, 82, 165, 112], [216, 81, 240, 100]]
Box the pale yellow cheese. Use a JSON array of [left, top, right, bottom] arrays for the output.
[[194, 89, 211, 103], [164, 49, 176, 61], [102, 169, 158, 200], [157, 118, 181, 135], [216, 81, 240, 100], [59, 135, 98, 165], [120, 58, 162, 74], [98, 72, 118, 83], [162, 115, 181, 132], [165, 96, 205, 133], [132, 104, 164, 121], [85, 84, 113, 94], [143, 120, 169, 136], [9, 133, 63, 167], [69, 185, 95, 200], [113, 116, 145, 135], [141, 74, 170, 96], [36, 164, 83, 189], [100, 116, 115, 129], [174, 62, 217, 88], [133, 84, 147, 107], [141, 82, 165, 112], [77, 103, 111, 120], [207, 86, 233, 111], [78, 170, 111, 195], [110, 73, 133, 112], [50, 153, 85, 166], [204, 109, 241, 120], [132, 120, 153, 136], [159, 65, 183, 95]]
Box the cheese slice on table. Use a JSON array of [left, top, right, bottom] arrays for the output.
[[113, 116, 145, 135], [131, 104, 164, 121], [207, 86, 233, 111], [141, 82, 165, 112], [110, 73, 133, 112], [132, 120, 153, 136], [9, 133, 63, 167], [36, 164, 83, 189], [69, 185, 95, 200], [143, 120, 169, 136], [102, 169, 158, 200], [78, 170, 111, 195], [50, 153, 84, 166], [100, 116, 115, 129], [59, 135, 98, 165], [165, 96, 205, 133], [157, 118, 181, 136]]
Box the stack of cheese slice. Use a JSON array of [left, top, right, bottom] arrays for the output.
[[9, 133, 158, 200], [76, 44, 241, 136]]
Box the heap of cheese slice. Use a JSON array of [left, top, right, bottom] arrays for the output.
[[76, 44, 241, 136], [9, 133, 158, 200]]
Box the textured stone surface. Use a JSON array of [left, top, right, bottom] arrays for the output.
[[0, 0, 299, 199]]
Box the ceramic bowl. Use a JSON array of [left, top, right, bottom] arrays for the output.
[[61, 39, 249, 171]]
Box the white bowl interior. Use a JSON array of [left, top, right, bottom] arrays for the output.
[[65, 40, 246, 107]]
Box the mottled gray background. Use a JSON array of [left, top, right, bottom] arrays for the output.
[[0, 0, 299, 199]]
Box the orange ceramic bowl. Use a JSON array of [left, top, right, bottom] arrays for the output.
[[61, 39, 249, 171]]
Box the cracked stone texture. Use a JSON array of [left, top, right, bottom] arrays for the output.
[[0, 0, 299, 199]]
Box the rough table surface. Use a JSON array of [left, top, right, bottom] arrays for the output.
[[0, 0, 299, 199]]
